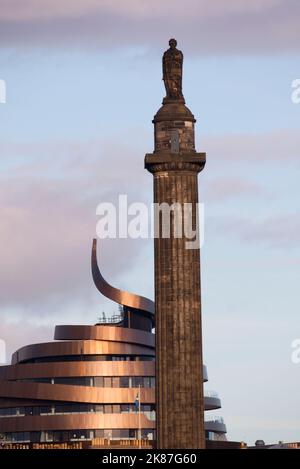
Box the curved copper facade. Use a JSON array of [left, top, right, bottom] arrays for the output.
[[0, 362, 155, 380], [0, 379, 155, 404], [0, 414, 155, 433], [0, 324, 156, 443], [92, 239, 155, 316], [54, 325, 155, 347], [11, 339, 154, 365], [0, 323, 225, 444]]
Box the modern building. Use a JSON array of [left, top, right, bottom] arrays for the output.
[[0, 239, 226, 447]]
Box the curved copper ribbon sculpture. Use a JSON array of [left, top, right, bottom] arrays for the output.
[[91, 238, 155, 315]]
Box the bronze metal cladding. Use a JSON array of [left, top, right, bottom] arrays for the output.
[[92, 239, 154, 315], [0, 324, 156, 441], [0, 362, 155, 380], [0, 414, 155, 433], [54, 325, 155, 348], [12, 339, 154, 365], [0, 379, 155, 405]]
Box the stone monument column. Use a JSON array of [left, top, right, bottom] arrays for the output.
[[145, 39, 206, 449]]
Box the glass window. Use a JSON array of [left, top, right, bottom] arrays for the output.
[[150, 377, 155, 388], [54, 377, 69, 385], [104, 429, 112, 439], [45, 431, 53, 442], [132, 377, 142, 387], [94, 404, 103, 413], [112, 429, 120, 439], [143, 377, 150, 388], [18, 407, 25, 416], [120, 377, 129, 388], [104, 405, 112, 414], [53, 431, 63, 442], [112, 377, 119, 388], [30, 432, 41, 443], [94, 377, 104, 387], [55, 405, 65, 414], [40, 406, 52, 415], [104, 377, 112, 387], [25, 407, 33, 416], [120, 404, 130, 413], [81, 404, 92, 413]]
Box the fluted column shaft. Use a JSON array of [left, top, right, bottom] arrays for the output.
[[145, 156, 205, 449]]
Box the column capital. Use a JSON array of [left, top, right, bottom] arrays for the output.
[[144, 152, 206, 174]]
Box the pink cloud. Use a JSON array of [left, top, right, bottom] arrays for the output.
[[0, 319, 53, 364], [0, 128, 297, 314], [0, 0, 299, 54], [202, 129, 300, 165], [0, 139, 152, 312], [208, 213, 300, 248]]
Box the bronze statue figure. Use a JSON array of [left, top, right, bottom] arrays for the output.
[[163, 38, 184, 101]]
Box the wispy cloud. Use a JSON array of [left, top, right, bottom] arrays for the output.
[[209, 212, 300, 248], [202, 129, 300, 165], [0, 0, 299, 54], [203, 177, 265, 201], [0, 319, 53, 364], [0, 138, 151, 312]]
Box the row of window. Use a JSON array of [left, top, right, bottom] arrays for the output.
[[18, 376, 155, 388], [0, 404, 156, 419], [22, 355, 154, 364], [1, 428, 156, 443]]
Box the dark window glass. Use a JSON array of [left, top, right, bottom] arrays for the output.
[[22, 354, 156, 364], [32, 407, 41, 416], [112, 429, 120, 439], [120, 377, 129, 388], [30, 432, 41, 443], [40, 406, 52, 414], [143, 377, 150, 388], [150, 377, 155, 388], [120, 404, 130, 413], [104, 405, 112, 414], [53, 431, 63, 442], [132, 377, 143, 387], [54, 377, 70, 385]]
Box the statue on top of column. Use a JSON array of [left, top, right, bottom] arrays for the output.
[[162, 38, 184, 102]]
